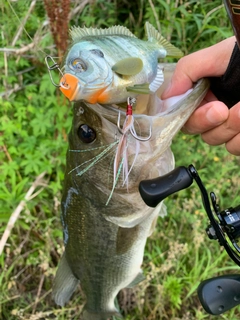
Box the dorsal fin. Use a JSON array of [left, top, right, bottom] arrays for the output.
[[145, 21, 183, 58], [70, 25, 137, 42]]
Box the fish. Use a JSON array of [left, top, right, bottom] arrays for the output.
[[52, 62, 209, 320], [58, 22, 183, 104]]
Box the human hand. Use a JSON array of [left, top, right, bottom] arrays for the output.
[[162, 36, 240, 156]]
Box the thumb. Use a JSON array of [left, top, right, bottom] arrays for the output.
[[162, 37, 236, 99]]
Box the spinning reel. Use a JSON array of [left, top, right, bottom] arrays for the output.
[[139, 165, 240, 315]]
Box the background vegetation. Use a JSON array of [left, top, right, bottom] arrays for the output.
[[0, 0, 239, 319]]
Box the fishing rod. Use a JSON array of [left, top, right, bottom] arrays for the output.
[[210, 0, 240, 107], [223, 0, 240, 48], [139, 165, 240, 315]]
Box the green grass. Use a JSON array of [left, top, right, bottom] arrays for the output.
[[0, 0, 239, 319]]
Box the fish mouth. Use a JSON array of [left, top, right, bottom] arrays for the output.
[[59, 73, 80, 101]]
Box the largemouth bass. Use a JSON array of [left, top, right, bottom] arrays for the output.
[[52, 63, 209, 320], [59, 22, 183, 104]]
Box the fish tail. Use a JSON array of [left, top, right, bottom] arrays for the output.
[[52, 251, 79, 306], [82, 309, 122, 320]]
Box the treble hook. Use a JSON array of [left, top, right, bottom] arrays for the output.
[[45, 55, 66, 88], [117, 97, 152, 142], [130, 121, 152, 141]]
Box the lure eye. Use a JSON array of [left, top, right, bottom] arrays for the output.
[[77, 124, 96, 143], [69, 58, 87, 72]]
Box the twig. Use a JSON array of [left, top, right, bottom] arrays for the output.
[[16, 66, 36, 75], [147, 0, 161, 33], [21, 289, 52, 312], [2, 144, 12, 162], [69, 0, 90, 20], [32, 273, 45, 314], [187, 4, 224, 52], [2, 144, 22, 180], [0, 172, 47, 255], [0, 42, 36, 55], [11, 0, 37, 46], [0, 80, 40, 98], [26, 306, 80, 320]]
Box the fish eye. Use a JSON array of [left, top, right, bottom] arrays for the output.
[[69, 58, 87, 72], [77, 124, 96, 143], [90, 49, 104, 57]]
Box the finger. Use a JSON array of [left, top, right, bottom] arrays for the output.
[[182, 100, 229, 134], [162, 36, 236, 99], [201, 102, 240, 145], [225, 133, 240, 156]]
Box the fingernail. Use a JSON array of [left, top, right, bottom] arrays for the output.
[[206, 107, 225, 125], [163, 79, 173, 96], [181, 126, 194, 134]]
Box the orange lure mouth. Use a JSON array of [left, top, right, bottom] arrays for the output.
[[59, 73, 110, 103], [59, 74, 79, 101]]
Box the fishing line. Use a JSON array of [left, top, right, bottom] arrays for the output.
[[6, 0, 48, 57], [7, 0, 67, 99]]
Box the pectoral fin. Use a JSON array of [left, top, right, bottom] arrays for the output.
[[126, 83, 150, 94], [112, 57, 143, 76], [127, 272, 145, 288], [149, 65, 164, 92], [52, 251, 79, 306]]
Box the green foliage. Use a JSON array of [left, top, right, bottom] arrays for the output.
[[163, 276, 183, 310], [0, 0, 238, 319], [145, 0, 233, 52]]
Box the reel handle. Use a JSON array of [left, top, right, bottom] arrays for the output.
[[139, 166, 193, 207], [198, 274, 240, 315]]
